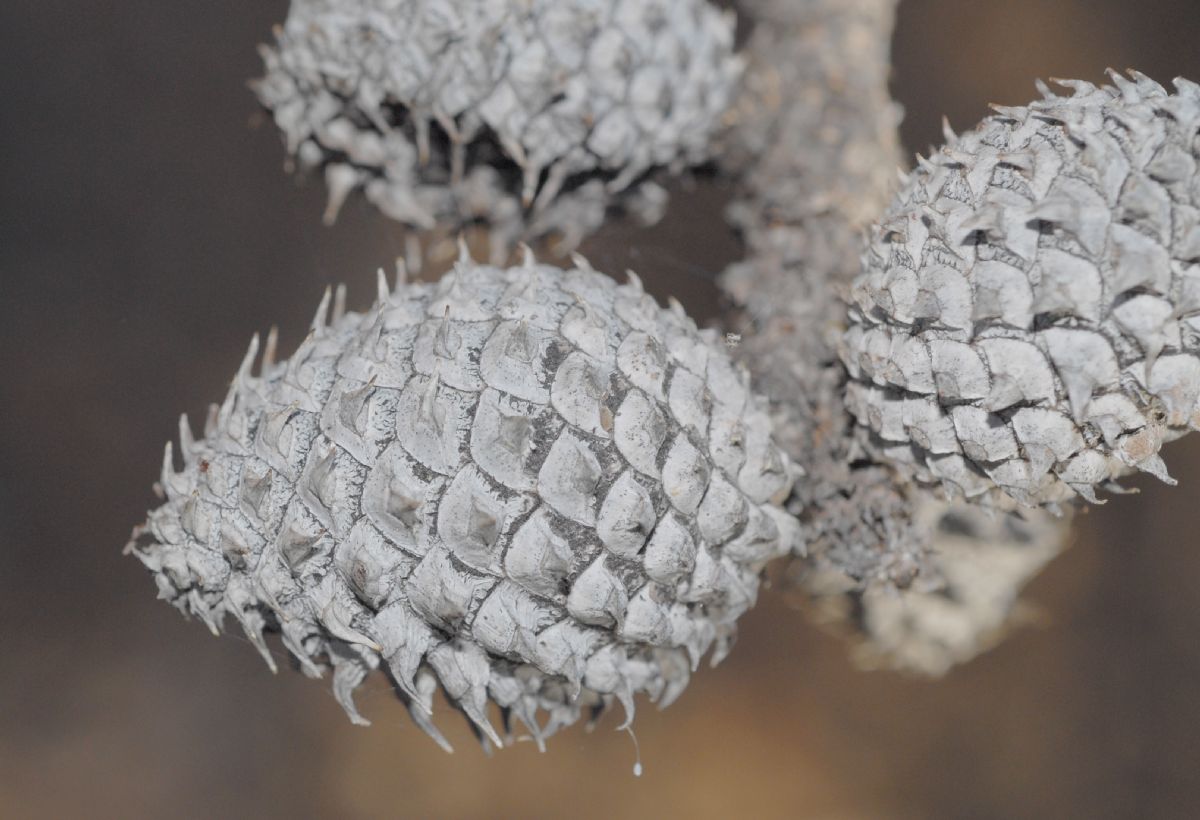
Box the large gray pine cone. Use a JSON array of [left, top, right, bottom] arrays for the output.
[[126, 254, 798, 750], [255, 0, 741, 250], [843, 71, 1200, 509]]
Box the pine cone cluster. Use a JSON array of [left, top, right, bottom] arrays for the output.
[[127, 254, 798, 749], [127, 0, 1200, 752]]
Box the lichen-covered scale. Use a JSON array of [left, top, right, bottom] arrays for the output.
[[127, 252, 799, 750]]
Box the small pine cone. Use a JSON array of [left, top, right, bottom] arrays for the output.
[[125, 253, 799, 750], [254, 0, 741, 249], [842, 71, 1200, 508]]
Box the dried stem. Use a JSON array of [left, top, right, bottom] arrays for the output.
[[722, 0, 918, 585]]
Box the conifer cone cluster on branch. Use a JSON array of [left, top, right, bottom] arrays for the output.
[[124, 0, 1200, 748]]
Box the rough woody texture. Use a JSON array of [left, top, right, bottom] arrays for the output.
[[843, 72, 1200, 509], [126, 255, 799, 749], [721, 0, 916, 587], [802, 499, 1068, 676], [721, 0, 1074, 671], [255, 0, 741, 252]]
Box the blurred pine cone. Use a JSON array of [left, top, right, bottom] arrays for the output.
[[255, 0, 741, 251]]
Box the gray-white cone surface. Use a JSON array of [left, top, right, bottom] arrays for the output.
[[255, 0, 741, 250], [843, 71, 1200, 509], [126, 254, 798, 750]]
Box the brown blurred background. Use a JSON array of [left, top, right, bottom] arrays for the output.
[[4, 1, 1200, 817]]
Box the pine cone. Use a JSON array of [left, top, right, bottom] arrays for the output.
[[255, 0, 741, 250], [125, 253, 798, 750], [842, 71, 1200, 508]]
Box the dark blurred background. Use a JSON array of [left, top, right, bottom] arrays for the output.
[[3, 1, 1200, 817]]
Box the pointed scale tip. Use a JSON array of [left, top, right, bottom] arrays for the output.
[[322, 167, 354, 226], [178, 414, 196, 461], [571, 251, 593, 272], [160, 440, 176, 487], [1139, 454, 1178, 486], [203, 403, 220, 440], [237, 333, 261, 381], [466, 708, 505, 751], [1173, 77, 1200, 98], [319, 599, 384, 652], [246, 626, 279, 674], [988, 103, 1027, 120], [613, 688, 636, 733], [1127, 68, 1148, 82], [941, 115, 956, 144], [414, 710, 454, 754], [1049, 77, 1095, 97], [376, 268, 390, 306], [332, 283, 347, 324], [263, 326, 279, 370], [311, 287, 333, 333], [122, 524, 146, 556]]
